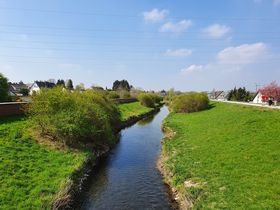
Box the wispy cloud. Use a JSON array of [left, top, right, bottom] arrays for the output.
[[181, 65, 204, 75], [160, 20, 192, 33], [143, 9, 168, 23], [165, 49, 192, 57], [181, 42, 268, 76], [203, 24, 231, 38], [217, 42, 267, 64]]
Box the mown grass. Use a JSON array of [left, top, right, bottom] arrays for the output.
[[162, 102, 280, 209], [0, 102, 153, 209], [118, 101, 153, 121]]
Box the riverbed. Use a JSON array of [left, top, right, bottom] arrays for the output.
[[81, 106, 174, 210]]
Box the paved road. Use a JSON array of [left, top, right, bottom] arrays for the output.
[[211, 100, 280, 110]]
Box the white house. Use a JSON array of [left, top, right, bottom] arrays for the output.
[[253, 92, 265, 104], [29, 81, 55, 95]]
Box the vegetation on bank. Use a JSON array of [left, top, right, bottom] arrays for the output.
[[0, 116, 87, 209], [0, 97, 156, 209], [162, 102, 280, 209], [170, 92, 209, 113], [27, 87, 121, 145], [137, 92, 163, 108], [118, 101, 154, 121]]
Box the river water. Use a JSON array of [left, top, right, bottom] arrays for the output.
[[81, 107, 174, 210]]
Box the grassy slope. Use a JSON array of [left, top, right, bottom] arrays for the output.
[[0, 102, 153, 209], [118, 101, 153, 121], [162, 102, 280, 209], [0, 116, 87, 209]]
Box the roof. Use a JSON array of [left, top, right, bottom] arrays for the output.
[[8, 82, 28, 93], [34, 81, 56, 89]]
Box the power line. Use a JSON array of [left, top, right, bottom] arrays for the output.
[[1, 30, 280, 41], [0, 6, 280, 21], [0, 24, 279, 34]]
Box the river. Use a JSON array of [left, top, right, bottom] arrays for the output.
[[81, 106, 174, 210]]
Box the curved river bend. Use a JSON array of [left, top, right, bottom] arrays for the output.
[[82, 107, 174, 210]]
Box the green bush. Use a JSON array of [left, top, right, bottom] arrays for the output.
[[107, 91, 120, 99], [137, 93, 163, 108], [27, 87, 121, 145], [171, 92, 209, 113]]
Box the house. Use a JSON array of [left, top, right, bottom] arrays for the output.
[[160, 90, 167, 96], [208, 91, 223, 100], [253, 92, 266, 104], [8, 81, 28, 96], [216, 91, 230, 101], [29, 81, 56, 95]]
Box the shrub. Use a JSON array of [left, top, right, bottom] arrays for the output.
[[118, 90, 131, 99], [137, 93, 163, 108], [0, 73, 9, 102], [27, 87, 121, 145], [107, 91, 120, 99], [171, 92, 209, 113]]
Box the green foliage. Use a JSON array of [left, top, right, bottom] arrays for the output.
[[27, 87, 121, 145], [118, 102, 153, 121], [112, 80, 131, 91], [56, 79, 65, 87], [137, 93, 162, 108], [66, 79, 74, 90], [0, 73, 9, 102], [0, 116, 87, 209], [119, 90, 131, 99], [107, 91, 120, 99], [19, 88, 29, 96], [171, 92, 209, 113], [228, 87, 252, 102], [163, 102, 280, 209]]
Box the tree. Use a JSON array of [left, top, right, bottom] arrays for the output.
[[75, 83, 85, 91], [228, 87, 251, 102], [19, 88, 29, 96], [0, 73, 9, 102], [112, 80, 131, 91], [259, 81, 280, 102], [56, 79, 65, 87], [66, 79, 74, 90]]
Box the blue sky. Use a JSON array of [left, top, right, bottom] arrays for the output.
[[0, 0, 279, 91]]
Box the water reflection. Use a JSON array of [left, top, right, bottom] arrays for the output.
[[82, 107, 173, 210]]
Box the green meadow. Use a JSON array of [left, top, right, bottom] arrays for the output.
[[0, 102, 154, 209], [162, 102, 280, 209]]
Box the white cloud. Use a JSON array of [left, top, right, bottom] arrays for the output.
[[181, 65, 204, 74], [203, 24, 231, 38], [217, 42, 267, 64], [143, 9, 168, 23], [165, 49, 192, 57], [160, 20, 192, 33]]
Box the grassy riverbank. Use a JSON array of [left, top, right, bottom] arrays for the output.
[[118, 101, 153, 121], [0, 101, 154, 209], [161, 102, 280, 209]]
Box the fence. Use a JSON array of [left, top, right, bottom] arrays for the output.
[[0, 102, 28, 117]]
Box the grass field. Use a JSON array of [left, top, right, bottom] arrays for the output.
[[0, 102, 153, 209], [162, 102, 280, 209], [118, 101, 153, 121], [0, 116, 87, 209]]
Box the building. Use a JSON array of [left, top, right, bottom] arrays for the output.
[[8, 81, 28, 96], [253, 92, 265, 104], [216, 91, 230, 101], [29, 81, 56, 95]]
